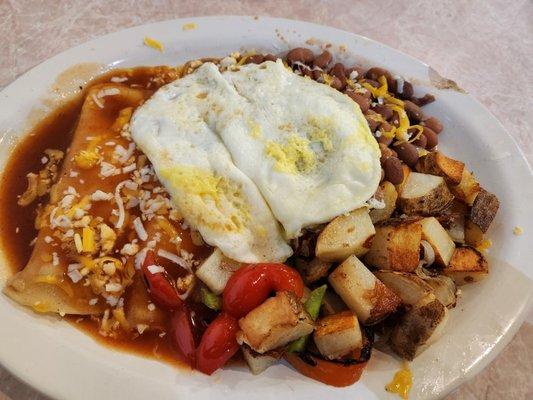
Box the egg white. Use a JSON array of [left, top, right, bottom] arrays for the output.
[[131, 59, 380, 261]]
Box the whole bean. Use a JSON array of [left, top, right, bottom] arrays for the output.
[[377, 134, 393, 146], [330, 76, 344, 91], [423, 116, 443, 134], [364, 79, 380, 88], [379, 143, 398, 164], [372, 104, 393, 120], [346, 90, 371, 113], [412, 94, 435, 107], [345, 66, 365, 80], [422, 127, 439, 149], [330, 63, 346, 79], [411, 130, 427, 148], [244, 54, 264, 64], [286, 48, 315, 64], [365, 110, 381, 131], [312, 70, 322, 81], [313, 50, 332, 69], [403, 100, 424, 122], [398, 80, 414, 100], [383, 157, 404, 185], [365, 67, 396, 92], [263, 53, 278, 62], [395, 142, 419, 167]]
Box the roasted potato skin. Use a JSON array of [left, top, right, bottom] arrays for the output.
[[450, 169, 481, 206], [443, 246, 489, 285], [389, 296, 447, 360], [470, 189, 500, 233], [374, 270, 433, 306], [296, 257, 331, 284], [416, 151, 465, 185], [365, 218, 422, 272], [399, 173, 454, 215]]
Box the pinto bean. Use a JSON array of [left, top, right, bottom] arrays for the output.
[[365, 110, 381, 131], [329, 63, 346, 90], [403, 100, 424, 122], [330, 76, 344, 91], [345, 66, 365, 80], [313, 50, 332, 69], [383, 157, 404, 185], [410, 130, 427, 148], [422, 116, 443, 134], [286, 48, 314, 64], [379, 143, 398, 163], [395, 142, 419, 167], [244, 54, 264, 64], [422, 127, 439, 149], [397, 80, 414, 100], [372, 104, 393, 120], [263, 53, 278, 62], [346, 90, 371, 113], [412, 93, 436, 107], [365, 67, 396, 92]]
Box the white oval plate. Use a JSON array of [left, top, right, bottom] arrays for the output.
[[0, 16, 532, 400]]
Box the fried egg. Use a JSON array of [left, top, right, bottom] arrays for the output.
[[131, 60, 380, 261]]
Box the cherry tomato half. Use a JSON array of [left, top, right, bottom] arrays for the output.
[[142, 250, 182, 310], [285, 351, 367, 387], [169, 306, 196, 366], [196, 313, 240, 375], [222, 263, 304, 318]]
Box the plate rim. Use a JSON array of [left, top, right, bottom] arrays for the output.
[[0, 15, 531, 400]]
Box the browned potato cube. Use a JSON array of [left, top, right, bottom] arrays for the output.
[[296, 257, 331, 284], [315, 207, 375, 262], [241, 345, 282, 375], [416, 151, 465, 185], [314, 311, 363, 360], [464, 219, 484, 247], [365, 218, 422, 272], [398, 172, 454, 215], [195, 248, 241, 294], [395, 163, 412, 194], [420, 217, 456, 267], [236, 291, 314, 354], [389, 294, 448, 360], [374, 271, 433, 306], [328, 255, 401, 324], [450, 169, 481, 206], [443, 246, 489, 285], [470, 189, 500, 233], [369, 181, 398, 224]]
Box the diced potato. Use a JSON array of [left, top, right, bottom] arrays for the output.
[[314, 311, 363, 360], [416, 151, 465, 185], [328, 255, 401, 325], [236, 291, 314, 354], [398, 172, 454, 215], [241, 345, 282, 375], [296, 257, 331, 284], [420, 217, 455, 267], [450, 169, 481, 206], [437, 201, 467, 244], [195, 248, 241, 294], [424, 275, 457, 308], [464, 219, 484, 247], [315, 208, 375, 262], [369, 181, 398, 224], [374, 271, 433, 306], [443, 246, 488, 285], [364, 218, 422, 272], [389, 294, 448, 360], [470, 189, 500, 233], [395, 163, 412, 195], [321, 290, 349, 316]]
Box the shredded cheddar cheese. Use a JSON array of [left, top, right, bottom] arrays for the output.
[[143, 37, 164, 52], [513, 226, 523, 236], [386, 362, 413, 399], [476, 239, 493, 253], [182, 22, 197, 31]]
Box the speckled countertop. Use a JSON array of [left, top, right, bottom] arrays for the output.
[[0, 1, 531, 399]]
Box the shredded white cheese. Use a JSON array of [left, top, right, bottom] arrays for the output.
[[110, 76, 128, 83], [157, 249, 192, 272], [91, 190, 113, 201], [88, 298, 99, 306], [91, 93, 104, 109], [147, 265, 165, 274], [105, 282, 123, 293], [68, 269, 83, 283], [97, 88, 121, 98], [133, 217, 148, 241]]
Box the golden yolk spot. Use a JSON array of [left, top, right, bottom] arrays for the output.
[[265, 134, 317, 174], [386, 362, 413, 400]]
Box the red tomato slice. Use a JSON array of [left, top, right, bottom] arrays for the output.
[[285, 352, 367, 387], [222, 263, 304, 318], [169, 306, 196, 367], [142, 250, 182, 310], [196, 313, 240, 375]]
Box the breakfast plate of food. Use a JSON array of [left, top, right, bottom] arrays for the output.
[[0, 16, 531, 400]]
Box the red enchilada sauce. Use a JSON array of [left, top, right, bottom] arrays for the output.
[[0, 67, 217, 368]]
